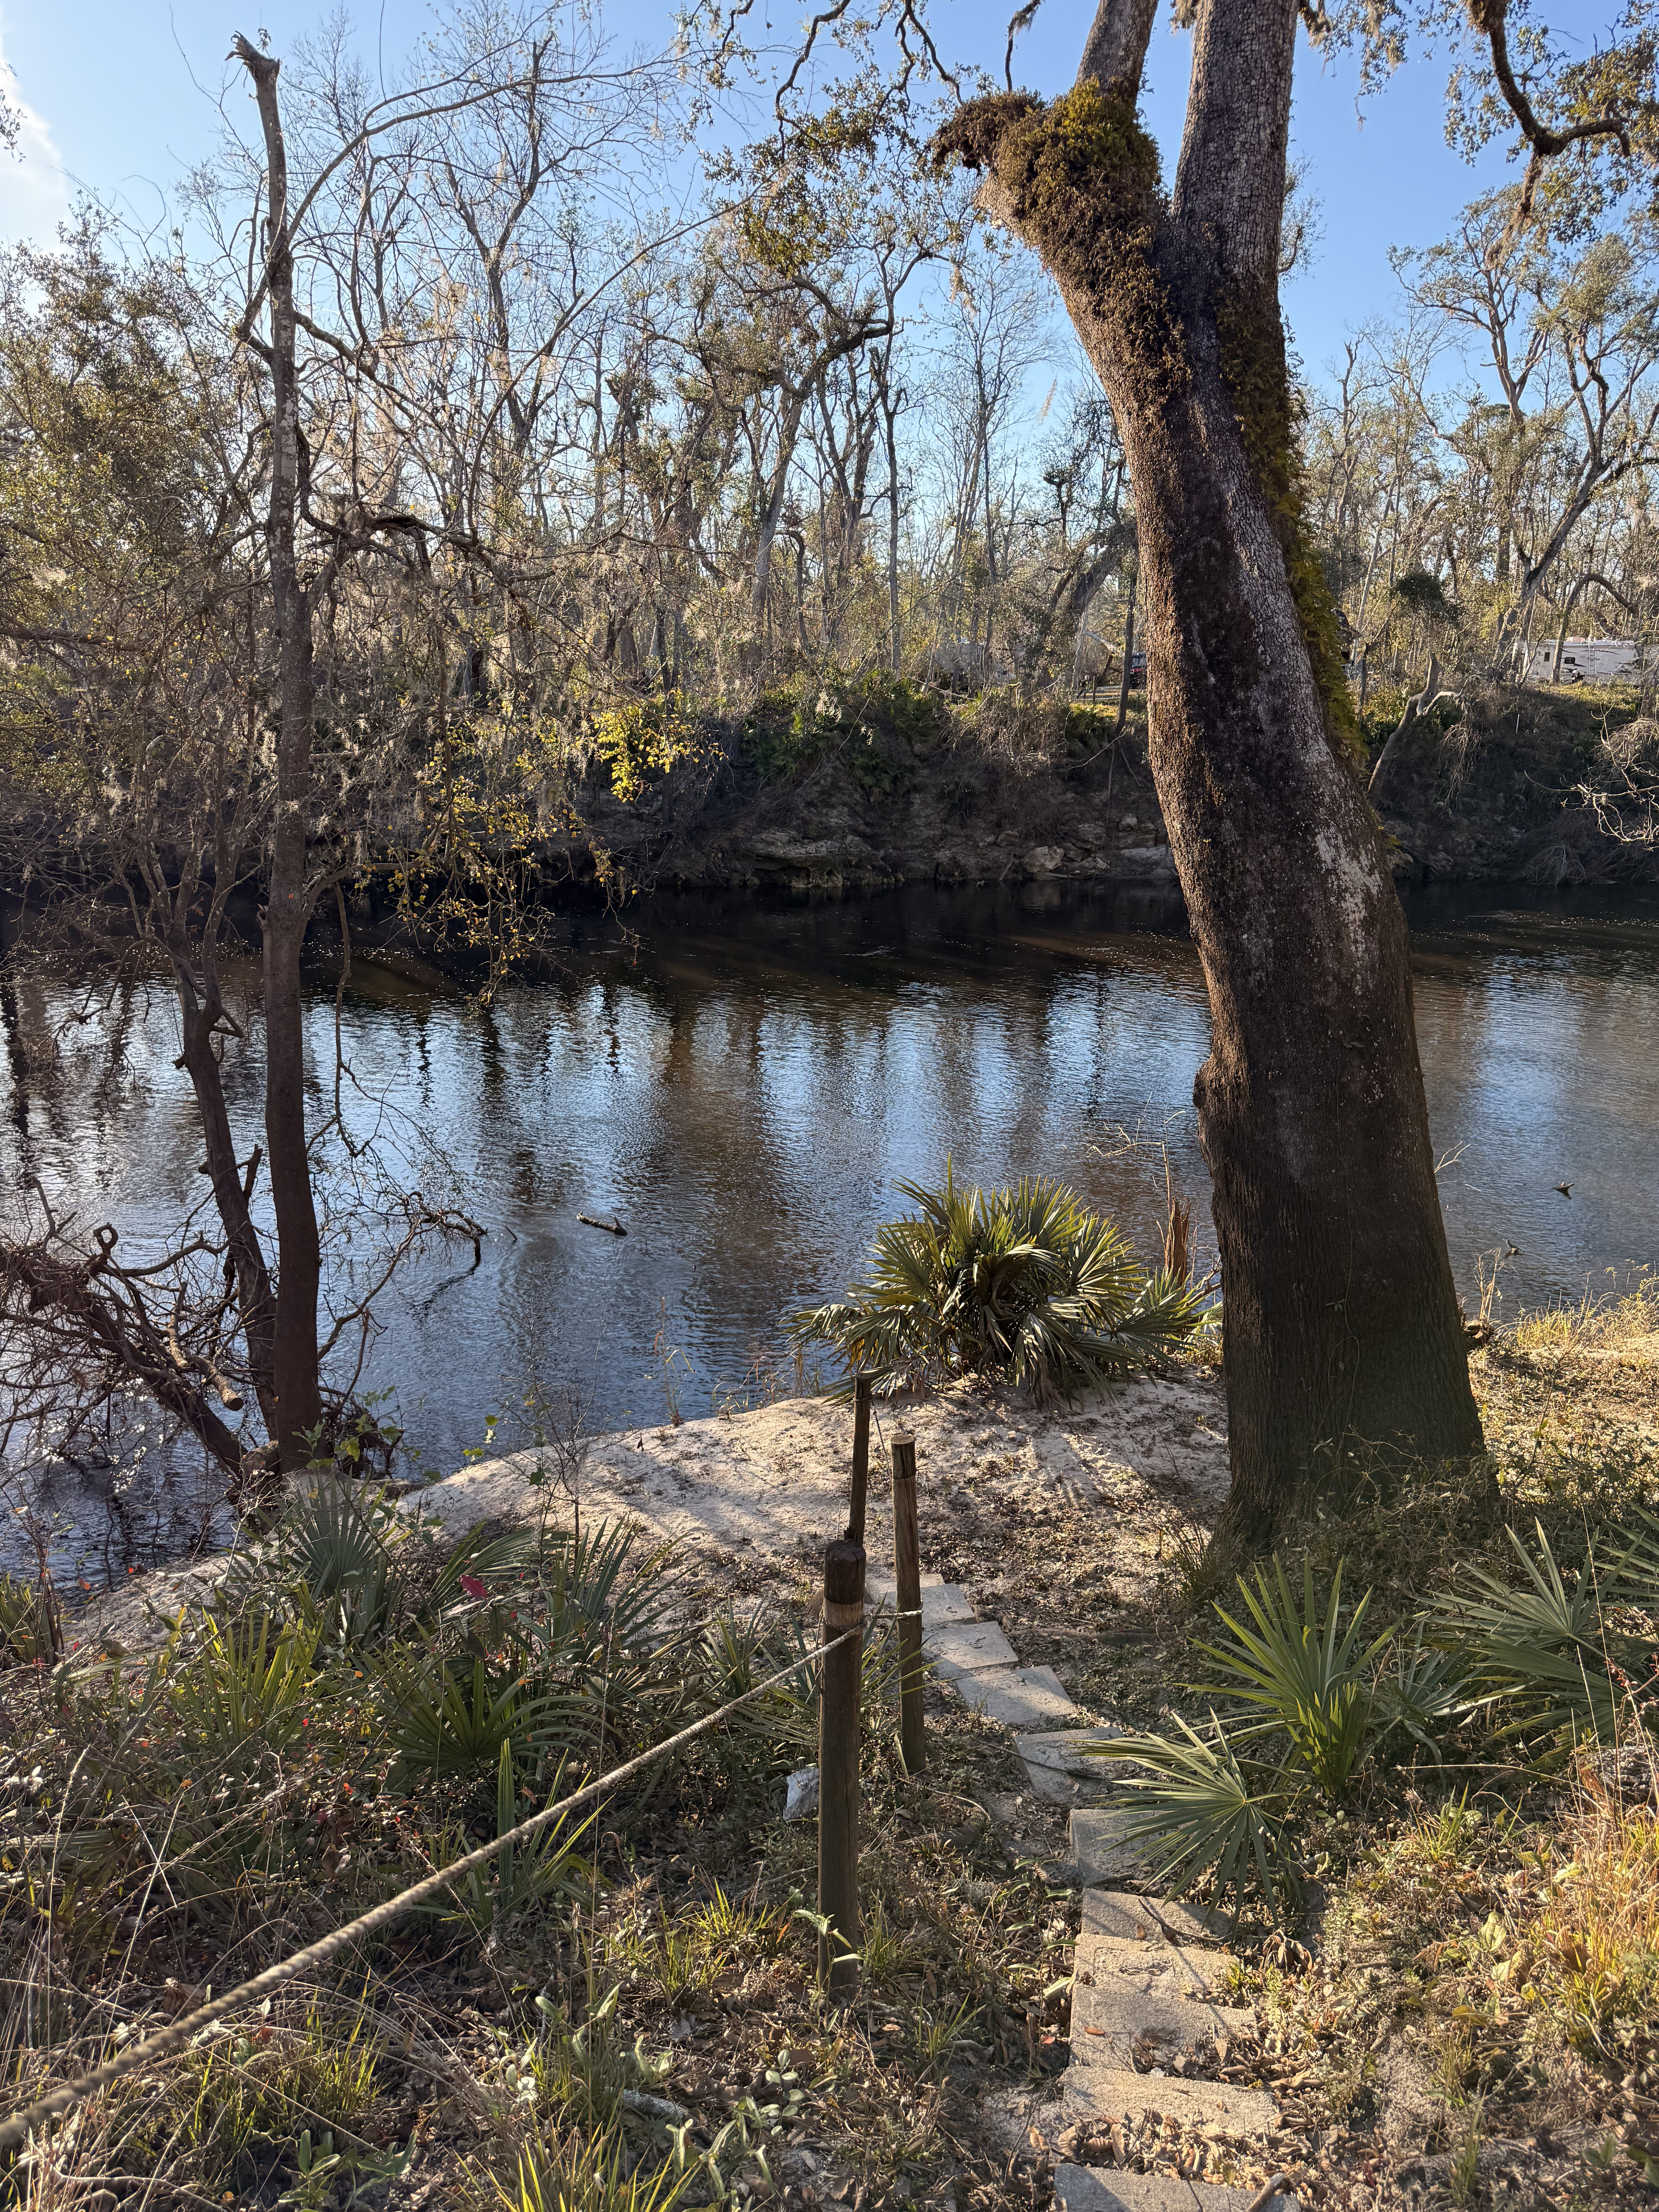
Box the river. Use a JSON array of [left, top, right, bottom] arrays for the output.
[[3, 881, 1657, 1583]]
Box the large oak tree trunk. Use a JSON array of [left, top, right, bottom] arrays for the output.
[[940, 0, 1483, 1540], [239, 39, 326, 1471]]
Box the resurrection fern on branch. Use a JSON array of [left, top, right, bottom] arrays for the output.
[[787, 1161, 1206, 1398]]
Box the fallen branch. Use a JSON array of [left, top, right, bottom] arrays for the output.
[[577, 1213, 627, 1237], [0, 1225, 247, 1477]]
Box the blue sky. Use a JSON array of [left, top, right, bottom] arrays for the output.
[[0, 2, 1590, 381]]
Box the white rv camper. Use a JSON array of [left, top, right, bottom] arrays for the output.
[[1525, 636, 1646, 684]]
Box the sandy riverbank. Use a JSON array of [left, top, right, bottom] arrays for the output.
[[81, 1364, 1228, 1650]]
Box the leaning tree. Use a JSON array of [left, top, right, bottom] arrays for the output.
[[924, 0, 1640, 1538], [723, 0, 1638, 1538]]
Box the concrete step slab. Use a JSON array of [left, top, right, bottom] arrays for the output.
[[866, 1581, 977, 1628], [1073, 1959, 1252, 2065], [1059, 2065, 1278, 2136], [1078, 1931, 1234, 2004], [1055, 2165, 1294, 2212], [1016, 1726, 1126, 1804], [1082, 1893, 1237, 1947], [920, 1584, 978, 1626], [1053, 2168, 1205, 2212], [964, 1664, 1082, 1729], [925, 1620, 1018, 1676], [1071, 1805, 1158, 1886]]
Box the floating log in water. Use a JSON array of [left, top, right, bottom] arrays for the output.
[[577, 1214, 627, 1237]]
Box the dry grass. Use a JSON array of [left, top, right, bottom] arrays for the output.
[[1204, 1768, 1659, 2208], [1022, 1295, 1659, 2209], [1512, 1273, 1659, 1360], [0, 1543, 1074, 2212], [3, 1293, 1654, 2212]]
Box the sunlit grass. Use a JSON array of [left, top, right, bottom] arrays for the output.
[[1513, 1270, 1659, 1358]]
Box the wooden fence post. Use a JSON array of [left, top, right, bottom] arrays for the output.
[[846, 1374, 872, 1548], [891, 1432, 924, 1775], [818, 1538, 864, 1994]]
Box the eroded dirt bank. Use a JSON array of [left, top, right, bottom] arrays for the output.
[[514, 681, 1659, 902]]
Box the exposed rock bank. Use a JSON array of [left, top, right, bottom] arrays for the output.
[[532, 679, 1659, 902]]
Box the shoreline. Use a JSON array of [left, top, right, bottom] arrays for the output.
[[78, 1364, 1229, 1654]]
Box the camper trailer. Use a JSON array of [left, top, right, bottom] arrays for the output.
[[1525, 635, 1647, 684]]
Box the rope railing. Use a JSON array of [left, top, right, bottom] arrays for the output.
[[0, 1624, 868, 2155]]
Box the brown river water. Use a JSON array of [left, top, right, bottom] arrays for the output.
[[3, 880, 1657, 1584]]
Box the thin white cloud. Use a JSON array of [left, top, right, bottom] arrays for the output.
[[0, 31, 72, 245]]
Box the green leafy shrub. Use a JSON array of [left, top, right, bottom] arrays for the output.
[[689, 1600, 898, 1793], [386, 1649, 565, 1785], [420, 1738, 592, 1931], [385, 1520, 675, 1789], [1192, 1559, 1394, 1799], [788, 1160, 1207, 1398], [0, 1571, 60, 1664], [1095, 1561, 1410, 1912], [1092, 1519, 1659, 1919], [221, 1475, 406, 1651], [740, 670, 941, 793], [494, 2127, 692, 2212], [164, 1610, 322, 1767], [1063, 701, 1118, 754]]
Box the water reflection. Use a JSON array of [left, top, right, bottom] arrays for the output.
[[3, 881, 1657, 1583]]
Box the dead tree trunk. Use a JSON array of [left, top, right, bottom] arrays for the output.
[[938, 0, 1484, 1540], [236, 36, 325, 1471]]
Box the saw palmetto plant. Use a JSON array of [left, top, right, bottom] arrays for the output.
[[1092, 1559, 1496, 1918], [1431, 1515, 1659, 1752], [787, 1160, 1209, 1398], [1090, 1522, 1659, 1921]]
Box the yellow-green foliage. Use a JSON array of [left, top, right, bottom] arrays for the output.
[[1343, 1788, 1659, 2085], [936, 84, 1161, 297], [590, 696, 706, 803], [115, 1995, 383, 2193], [733, 101, 883, 282], [742, 670, 941, 794], [1513, 1271, 1659, 1355]]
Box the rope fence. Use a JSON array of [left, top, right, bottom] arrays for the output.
[[0, 1622, 869, 2155]]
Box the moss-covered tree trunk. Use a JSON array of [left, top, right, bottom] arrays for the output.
[[939, 0, 1483, 1540]]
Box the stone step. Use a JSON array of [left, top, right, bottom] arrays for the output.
[[1070, 1804, 1158, 1886], [1073, 1953, 1251, 2065], [924, 1619, 1019, 1676], [959, 1663, 1082, 1729], [1015, 1727, 1126, 1805], [1059, 2064, 1278, 2136], [1055, 2164, 1295, 2212], [1079, 1930, 1235, 2005], [1082, 1893, 1236, 1947], [865, 1573, 976, 1628]]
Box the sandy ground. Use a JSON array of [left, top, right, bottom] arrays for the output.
[[76, 1366, 1228, 1652]]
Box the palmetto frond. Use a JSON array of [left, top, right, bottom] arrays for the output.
[[789, 1158, 1209, 1396], [1431, 1520, 1659, 1745], [1091, 1714, 1301, 1915]]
